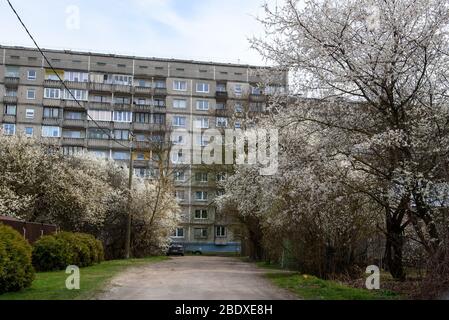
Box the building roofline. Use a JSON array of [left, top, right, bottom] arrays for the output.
[[0, 44, 276, 70]]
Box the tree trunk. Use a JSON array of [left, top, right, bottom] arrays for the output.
[[384, 213, 406, 281]]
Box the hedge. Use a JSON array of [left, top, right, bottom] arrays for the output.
[[0, 224, 35, 294], [32, 232, 104, 272]]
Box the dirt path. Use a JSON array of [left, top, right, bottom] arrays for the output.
[[96, 256, 298, 300]]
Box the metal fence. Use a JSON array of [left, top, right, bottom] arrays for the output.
[[0, 215, 58, 243]]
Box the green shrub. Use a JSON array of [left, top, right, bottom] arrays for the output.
[[0, 224, 35, 294], [32, 232, 104, 271], [32, 234, 73, 272]]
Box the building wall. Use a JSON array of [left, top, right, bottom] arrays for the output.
[[0, 45, 287, 253]]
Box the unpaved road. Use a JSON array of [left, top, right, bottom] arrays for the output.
[[97, 256, 298, 300]]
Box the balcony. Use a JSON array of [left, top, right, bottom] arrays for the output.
[[3, 96, 18, 104], [64, 81, 88, 90], [150, 124, 166, 132], [133, 123, 151, 131], [42, 118, 63, 126], [249, 93, 267, 102], [154, 87, 167, 96], [63, 119, 86, 128], [135, 141, 151, 150], [43, 99, 62, 107], [113, 84, 132, 94], [89, 82, 113, 92], [2, 115, 16, 123], [44, 79, 62, 88], [134, 86, 152, 96], [111, 140, 130, 149], [133, 104, 153, 113], [215, 91, 228, 100], [88, 120, 110, 129], [89, 101, 112, 109], [87, 139, 110, 148], [63, 100, 86, 109], [62, 137, 85, 147], [113, 104, 132, 112], [133, 159, 151, 167], [41, 137, 61, 146], [113, 122, 132, 130], [4, 77, 19, 87]]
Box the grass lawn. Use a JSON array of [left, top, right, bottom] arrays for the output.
[[0, 256, 167, 300], [256, 262, 400, 300]]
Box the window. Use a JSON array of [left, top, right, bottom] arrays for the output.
[[153, 114, 165, 124], [24, 127, 34, 137], [173, 116, 186, 127], [216, 190, 225, 197], [173, 99, 187, 109], [173, 80, 187, 91], [194, 228, 208, 239], [134, 113, 151, 123], [64, 71, 88, 82], [174, 171, 185, 182], [112, 151, 130, 160], [114, 130, 129, 140], [3, 124, 16, 135], [64, 146, 85, 156], [63, 130, 83, 138], [172, 150, 184, 163], [88, 128, 110, 140], [216, 226, 226, 237], [114, 96, 131, 104], [154, 99, 166, 108], [194, 209, 208, 219], [251, 86, 263, 95], [235, 121, 242, 129], [89, 149, 109, 159], [135, 153, 146, 160], [234, 84, 242, 95], [195, 191, 208, 201], [155, 80, 166, 88], [173, 134, 185, 145], [216, 102, 225, 110], [196, 135, 209, 147], [111, 75, 133, 85], [175, 191, 185, 201], [4, 105, 16, 116], [112, 111, 132, 123], [196, 100, 209, 111], [91, 95, 110, 103], [196, 82, 209, 93], [44, 88, 61, 99], [65, 111, 83, 120], [216, 83, 226, 92], [195, 117, 209, 129], [5, 66, 20, 78], [235, 103, 243, 113], [195, 172, 208, 182], [173, 228, 185, 238], [27, 70, 37, 80], [27, 89, 36, 100], [216, 173, 226, 182], [136, 134, 146, 142], [64, 89, 88, 101], [135, 168, 150, 178], [216, 117, 228, 128], [42, 126, 61, 138], [88, 110, 112, 122], [5, 90, 17, 97], [26, 109, 35, 119], [43, 107, 59, 119]]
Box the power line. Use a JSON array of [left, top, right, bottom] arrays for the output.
[[5, 0, 133, 148]]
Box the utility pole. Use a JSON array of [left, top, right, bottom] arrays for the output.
[[124, 134, 134, 259]]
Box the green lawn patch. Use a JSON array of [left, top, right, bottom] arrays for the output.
[[253, 261, 400, 300], [0, 256, 167, 300]]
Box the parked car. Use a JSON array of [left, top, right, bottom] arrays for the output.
[[167, 243, 184, 256]]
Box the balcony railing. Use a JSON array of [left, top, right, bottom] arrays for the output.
[[111, 140, 130, 149], [89, 101, 112, 109], [88, 120, 110, 129], [113, 122, 132, 130], [63, 119, 86, 128], [134, 86, 152, 95], [113, 84, 132, 94], [154, 87, 167, 96], [249, 93, 267, 102], [64, 81, 88, 90], [133, 123, 151, 131], [89, 82, 113, 92], [3, 96, 18, 104], [44, 79, 62, 88], [42, 118, 63, 126], [62, 137, 85, 146], [87, 139, 110, 148], [63, 100, 86, 109], [2, 115, 16, 123], [43, 98, 61, 107], [4, 77, 19, 87], [215, 91, 228, 100]]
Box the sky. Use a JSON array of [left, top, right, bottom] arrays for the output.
[[0, 0, 272, 65]]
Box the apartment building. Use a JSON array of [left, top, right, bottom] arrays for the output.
[[0, 45, 287, 254]]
